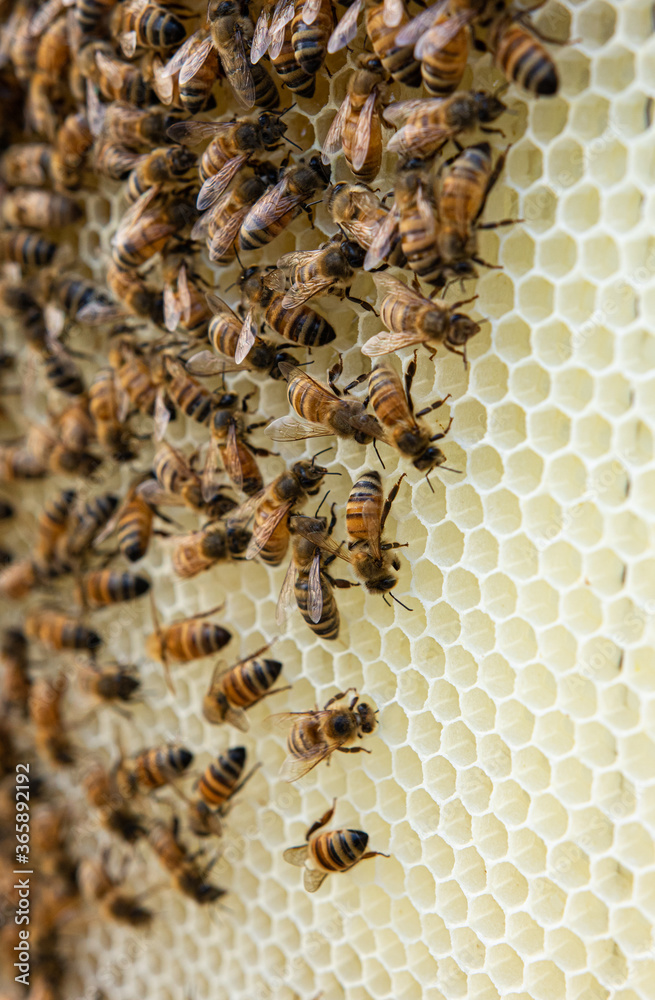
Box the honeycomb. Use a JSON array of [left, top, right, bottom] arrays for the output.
[[1, 1, 655, 999]]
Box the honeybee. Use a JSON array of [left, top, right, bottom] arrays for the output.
[[146, 602, 232, 691], [329, 0, 420, 87], [205, 0, 280, 109], [171, 520, 251, 579], [236, 265, 335, 363], [290, 0, 333, 74], [1, 189, 83, 229], [125, 144, 197, 202], [88, 367, 137, 462], [273, 689, 377, 780], [202, 643, 288, 729], [362, 272, 480, 361], [284, 798, 388, 891], [77, 661, 141, 703], [168, 111, 288, 211], [95, 141, 143, 181], [1, 627, 30, 716], [385, 88, 507, 159], [0, 557, 40, 600], [54, 396, 96, 454], [79, 40, 154, 105], [163, 258, 212, 338], [29, 674, 75, 766], [189, 745, 259, 837], [327, 181, 406, 267], [100, 101, 182, 149], [163, 354, 226, 426], [238, 155, 330, 252], [0, 230, 57, 267], [78, 856, 153, 926], [115, 480, 161, 562], [149, 817, 226, 903], [251, 0, 295, 63], [191, 169, 275, 264], [345, 467, 408, 595], [205, 392, 274, 497], [76, 569, 150, 609], [146, 439, 236, 518], [51, 111, 94, 189], [115, 742, 194, 798], [106, 261, 165, 324], [108, 336, 170, 427], [393, 0, 483, 96], [273, 235, 372, 311], [75, 0, 119, 34], [111, 0, 186, 57], [368, 355, 456, 484], [486, 4, 559, 96], [111, 185, 197, 269], [271, 22, 316, 98], [66, 492, 119, 558], [322, 54, 390, 182], [24, 607, 103, 652], [267, 362, 382, 446], [82, 763, 147, 842], [33, 488, 75, 576], [154, 28, 219, 113], [0, 141, 52, 186]]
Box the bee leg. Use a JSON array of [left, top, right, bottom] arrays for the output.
[[323, 687, 358, 710], [360, 850, 390, 860], [246, 420, 268, 430], [328, 355, 343, 395], [230, 762, 263, 799], [336, 746, 371, 754], [249, 445, 279, 457], [344, 289, 376, 314], [415, 394, 451, 419], [380, 472, 406, 533], [306, 797, 337, 840], [428, 415, 454, 440], [342, 371, 368, 394]]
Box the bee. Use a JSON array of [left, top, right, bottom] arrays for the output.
[[1, 628, 30, 716], [77, 661, 141, 703], [66, 492, 119, 558], [0, 558, 40, 600], [192, 170, 277, 264], [154, 28, 220, 114], [111, 185, 197, 270], [273, 235, 372, 312], [145, 602, 231, 691], [53, 397, 95, 456], [125, 145, 197, 202], [42, 343, 86, 398], [51, 112, 94, 190], [271, 22, 316, 99], [88, 367, 137, 462], [202, 643, 288, 729], [163, 354, 225, 426], [171, 520, 251, 579], [329, 0, 421, 87], [486, 4, 559, 96], [235, 456, 329, 565], [149, 817, 226, 903], [75, 0, 120, 34], [111, 0, 186, 57], [362, 272, 480, 361], [29, 674, 76, 766], [77, 570, 150, 609], [78, 857, 153, 926], [100, 101, 182, 150], [238, 156, 330, 252], [106, 263, 165, 323], [162, 258, 212, 339], [283, 798, 388, 891], [291, 0, 333, 75], [95, 141, 143, 181], [188, 745, 260, 837], [385, 89, 508, 159], [251, 0, 295, 63], [267, 362, 382, 446], [79, 40, 154, 105], [205, 0, 280, 110], [368, 156, 439, 284], [0, 445, 47, 481], [0, 230, 57, 267], [168, 111, 288, 211], [392, 0, 484, 96], [108, 336, 169, 427], [345, 468, 408, 596], [206, 393, 274, 497], [115, 481, 160, 563], [82, 764, 147, 842], [273, 689, 377, 780], [236, 265, 335, 363], [115, 742, 194, 798], [322, 54, 390, 182], [45, 274, 120, 325], [0, 142, 52, 186], [368, 355, 455, 484], [327, 181, 406, 267], [146, 439, 236, 518], [34, 487, 76, 568], [1, 189, 83, 229], [24, 607, 103, 652]]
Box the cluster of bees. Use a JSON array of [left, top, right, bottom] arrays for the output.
[[0, 0, 565, 990]]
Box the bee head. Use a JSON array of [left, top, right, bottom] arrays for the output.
[[356, 702, 377, 735], [308, 155, 331, 186], [413, 445, 445, 472], [341, 239, 366, 269]]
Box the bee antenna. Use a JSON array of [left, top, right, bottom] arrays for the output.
[[314, 492, 330, 516], [285, 137, 303, 151], [438, 465, 462, 474], [389, 592, 413, 612], [279, 103, 296, 117], [372, 439, 385, 469], [322, 470, 341, 476], [311, 446, 334, 463], [224, 280, 239, 292]]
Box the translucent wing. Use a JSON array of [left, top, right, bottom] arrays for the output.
[[185, 351, 245, 376], [163, 282, 181, 332], [223, 26, 256, 108], [383, 0, 403, 27], [303, 868, 328, 892], [153, 388, 171, 441], [277, 362, 338, 403], [201, 435, 223, 503], [196, 154, 249, 211], [351, 90, 377, 173], [383, 97, 444, 124], [138, 480, 187, 508], [415, 9, 476, 60], [167, 119, 233, 145], [283, 845, 309, 867], [321, 94, 350, 162], [160, 29, 204, 78], [416, 181, 438, 237], [178, 34, 213, 85], [363, 204, 400, 270], [266, 416, 333, 442], [153, 55, 175, 103], [282, 274, 333, 309], [206, 292, 241, 322], [371, 271, 426, 306], [119, 30, 138, 58], [307, 548, 323, 623], [327, 0, 362, 53], [86, 79, 105, 137], [290, 516, 350, 561], [280, 741, 335, 781], [302, 0, 322, 23], [245, 501, 292, 560], [223, 706, 250, 731], [177, 263, 192, 325], [251, 5, 271, 63], [263, 267, 287, 292], [208, 205, 250, 262], [268, 19, 287, 59], [387, 120, 449, 155], [29, 0, 64, 36], [276, 559, 298, 625], [361, 329, 425, 357], [276, 248, 320, 270], [190, 210, 211, 241], [394, 0, 447, 46], [270, 0, 296, 36], [76, 301, 123, 324], [111, 185, 160, 245], [222, 420, 244, 492], [235, 308, 258, 365]]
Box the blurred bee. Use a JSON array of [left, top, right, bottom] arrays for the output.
[[77, 661, 141, 703], [290, 0, 333, 75], [238, 155, 330, 252], [0, 230, 57, 267], [42, 342, 86, 397], [88, 367, 137, 463], [362, 272, 480, 361], [153, 28, 220, 114], [66, 492, 119, 558], [111, 185, 197, 270], [267, 362, 382, 447], [95, 141, 143, 181], [108, 336, 169, 429], [327, 181, 406, 267], [83, 764, 147, 842], [329, 0, 420, 87], [0, 498, 13, 519], [1, 628, 30, 716], [29, 674, 75, 766], [192, 169, 277, 264], [393, 0, 484, 96], [115, 480, 163, 563], [24, 607, 103, 652], [111, 0, 186, 57], [368, 355, 456, 484], [283, 798, 388, 891], [205, 392, 274, 498], [100, 101, 182, 149], [171, 520, 251, 579], [205, 0, 280, 109], [162, 257, 212, 339], [486, 4, 559, 96], [0, 558, 39, 600], [125, 144, 197, 202], [202, 643, 288, 729], [45, 274, 120, 325], [145, 602, 231, 691], [168, 111, 289, 211], [145, 439, 236, 518], [273, 235, 372, 312], [188, 746, 260, 837], [385, 89, 508, 159], [149, 817, 226, 903], [51, 111, 94, 190], [78, 857, 153, 926], [1, 189, 83, 229], [106, 263, 165, 324], [75, 0, 120, 34], [79, 40, 154, 105], [54, 396, 95, 455], [236, 265, 335, 364], [34, 487, 76, 569], [273, 689, 377, 780], [322, 54, 390, 182], [234, 456, 329, 565], [115, 742, 194, 798], [0, 281, 47, 355], [76, 570, 150, 609], [0, 142, 52, 186], [271, 23, 316, 98]]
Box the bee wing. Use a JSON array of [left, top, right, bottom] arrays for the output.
[[245, 501, 292, 560], [271, 0, 296, 35], [280, 741, 335, 781], [383, 0, 403, 27], [177, 263, 192, 326], [393, 0, 448, 46], [76, 301, 124, 324], [308, 548, 324, 623], [276, 559, 298, 625], [163, 283, 181, 332], [351, 90, 377, 173], [153, 55, 175, 103], [185, 350, 243, 376], [251, 5, 271, 63], [138, 480, 187, 508], [363, 204, 400, 270], [266, 416, 333, 442], [383, 97, 443, 124], [361, 329, 425, 357], [371, 271, 425, 305], [263, 267, 287, 293], [208, 205, 250, 262], [283, 845, 309, 867], [196, 154, 249, 212], [235, 308, 259, 365], [291, 516, 350, 562], [153, 388, 171, 441], [223, 706, 250, 731], [321, 93, 351, 162], [95, 50, 128, 90], [111, 185, 160, 245], [178, 34, 214, 85], [281, 278, 331, 308], [119, 30, 138, 58], [301, 0, 323, 24], [201, 435, 223, 503], [222, 420, 244, 492], [303, 868, 328, 892], [416, 181, 438, 236], [277, 362, 337, 401], [168, 120, 233, 147], [387, 121, 449, 155], [29, 0, 64, 36], [415, 9, 476, 59], [224, 26, 256, 109], [162, 28, 205, 79], [327, 0, 362, 53]]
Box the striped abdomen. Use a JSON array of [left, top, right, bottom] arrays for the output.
[[133, 7, 185, 50], [346, 470, 383, 543], [439, 144, 491, 243], [25, 610, 102, 651], [220, 657, 283, 708], [273, 28, 316, 98], [291, 0, 333, 75], [198, 746, 246, 808], [365, 3, 421, 87], [80, 570, 150, 607], [163, 621, 231, 661], [367, 366, 408, 429], [209, 314, 240, 358], [118, 494, 153, 562], [219, 438, 263, 496], [295, 573, 340, 640], [36, 488, 76, 560], [239, 203, 302, 252], [123, 745, 194, 795], [310, 829, 369, 872], [490, 16, 558, 96], [0, 230, 56, 266], [166, 371, 215, 425], [116, 357, 158, 414], [68, 494, 119, 556], [251, 60, 280, 110], [253, 501, 291, 565], [43, 350, 85, 396], [266, 293, 336, 347], [76, 0, 118, 32], [399, 204, 442, 283], [420, 13, 469, 96], [380, 297, 424, 336], [287, 717, 323, 759]]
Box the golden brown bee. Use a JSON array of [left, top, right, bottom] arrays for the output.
[[76, 570, 150, 609], [77, 661, 141, 703], [327, 181, 406, 267], [271, 22, 316, 98], [154, 27, 220, 114], [106, 261, 165, 324], [115, 742, 194, 798], [145, 439, 236, 518], [35, 487, 76, 568], [0, 142, 52, 187], [115, 482, 158, 563], [171, 520, 251, 579], [205, 0, 280, 110], [125, 145, 197, 202], [0, 281, 47, 353], [345, 468, 407, 596], [268, 362, 382, 446], [66, 492, 119, 558], [238, 155, 330, 252], [0, 558, 39, 600], [362, 272, 480, 361], [1, 189, 83, 230], [0, 229, 57, 267], [78, 857, 153, 926], [162, 258, 212, 338], [486, 5, 559, 96], [273, 689, 377, 780], [251, 0, 295, 63], [111, 0, 186, 56], [392, 0, 482, 96], [29, 674, 76, 767], [79, 40, 154, 105], [206, 393, 274, 497], [323, 54, 390, 182], [385, 89, 507, 159], [24, 607, 103, 652], [88, 367, 136, 462], [291, 0, 333, 73], [368, 355, 455, 484], [329, 0, 420, 83], [191, 169, 275, 264], [108, 336, 168, 424], [111, 185, 197, 270], [162, 354, 225, 426], [1, 628, 30, 716], [83, 764, 147, 843], [54, 396, 96, 455], [149, 817, 227, 904], [0, 444, 47, 481], [45, 274, 119, 325], [284, 798, 388, 891], [374, 156, 440, 285], [145, 602, 232, 691], [188, 745, 259, 837], [51, 112, 94, 190], [95, 140, 143, 181], [236, 265, 335, 363], [100, 101, 182, 149], [202, 643, 288, 729], [273, 235, 372, 311]]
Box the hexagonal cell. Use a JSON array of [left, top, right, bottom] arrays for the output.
[[561, 183, 601, 230], [537, 229, 578, 277], [548, 138, 585, 189], [507, 140, 544, 189], [532, 319, 572, 366], [517, 275, 555, 321], [522, 184, 558, 232], [490, 778, 530, 826], [494, 314, 532, 363]]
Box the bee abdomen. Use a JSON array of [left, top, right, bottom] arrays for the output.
[[313, 829, 368, 871], [493, 21, 558, 96], [82, 570, 150, 607], [43, 351, 85, 396], [198, 746, 245, 806], [224, 658, 282, 707], [296, 577, 340, 640], [251, 61, 281, 110]]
